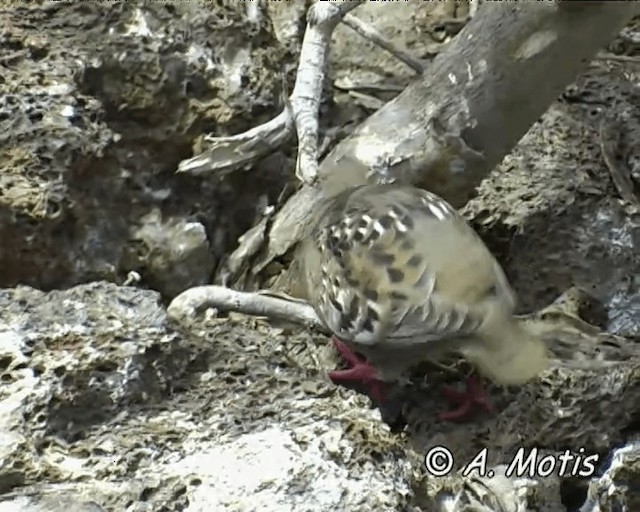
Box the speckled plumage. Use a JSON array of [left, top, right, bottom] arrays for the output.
[[300, 184, 548, 387]]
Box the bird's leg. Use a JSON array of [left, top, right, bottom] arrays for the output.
[[327, 337, 386, 402], [437, 373, 496, 422]]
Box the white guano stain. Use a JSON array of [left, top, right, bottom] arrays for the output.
[[515, 30, 557, 60]]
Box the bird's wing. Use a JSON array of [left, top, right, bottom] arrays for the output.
[[305, 185, 513, 347]]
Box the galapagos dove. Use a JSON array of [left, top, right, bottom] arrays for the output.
[[298, 183, 548, 420]]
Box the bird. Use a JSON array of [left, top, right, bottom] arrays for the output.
[[297, 183, 549, 421]]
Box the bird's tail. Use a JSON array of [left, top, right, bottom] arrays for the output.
[[461, 317, 549, 386]]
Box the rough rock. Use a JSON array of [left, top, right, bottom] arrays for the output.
[[1, 3, 640, 512], [0, 282, 413, 511], [0, 283, 638, 511], [580, 439, 640, 512], [0, 2, 293, 296], [463, 60, 640, 330]]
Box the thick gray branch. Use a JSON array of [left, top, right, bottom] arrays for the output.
[[231, 2, 640, 287], [318, 1, 640, 205]]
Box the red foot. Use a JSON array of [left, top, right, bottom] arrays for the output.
[[437, 374, 496, 422], [327, 337, 386, 402]]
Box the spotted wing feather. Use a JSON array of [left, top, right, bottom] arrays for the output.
[[306, 185, 500, 347]]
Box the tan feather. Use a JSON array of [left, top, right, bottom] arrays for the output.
[[299, 184, 548, 385]]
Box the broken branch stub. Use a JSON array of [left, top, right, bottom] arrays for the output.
[[167, 285, 326, 332], [176, 110, 294, 177]]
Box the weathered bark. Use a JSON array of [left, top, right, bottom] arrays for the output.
[[320, 2, 640, 201], [227, 1, 640, 290], [319, 2, 640, 204]]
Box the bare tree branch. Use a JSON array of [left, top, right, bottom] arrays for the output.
[[342, 13, 425, 74], [176, 0, 365, 180], [599, 115, 640, 206], [230, 2, 640, 291], [291, 0, 366, 185], [167, 285, 327, 332], [596, 52, 640, 64], [317, 2, 640, 203]]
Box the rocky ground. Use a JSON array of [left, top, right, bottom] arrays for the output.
[[0, 2, 639, 511]]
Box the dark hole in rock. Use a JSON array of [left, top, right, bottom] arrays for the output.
[[94, 361, 119, 373], [560, 476, 589, 512], [0, 471, 26, 494], [140, 487, 156, 502], [173, 485, 187, 498], [30, 47, 49, 61], [0, 355, 13, 371]]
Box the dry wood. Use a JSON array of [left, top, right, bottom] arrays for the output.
[[231, 1, 640, 291]]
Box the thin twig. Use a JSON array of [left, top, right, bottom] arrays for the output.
[[341, 13, 425, 74], [595, 52, 640, 64], [599, 116, 640, 206], [333, 79, 405, 93]]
